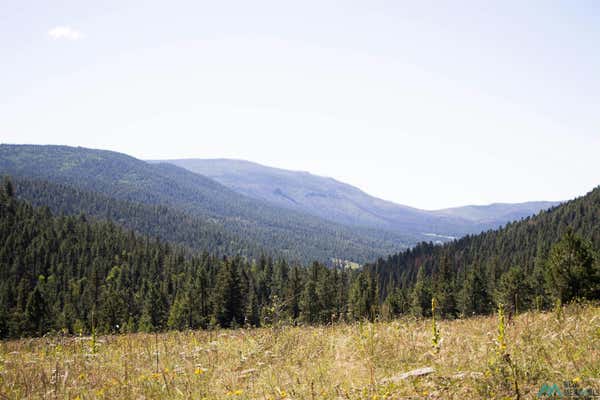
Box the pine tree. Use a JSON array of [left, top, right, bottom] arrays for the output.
[[348, 270, 378, 320], [287, 266, 303, 321], [529, 242, 551, 310], [212, 258, 243, 328], [167, 293, 191, 330], [433, 254, 457, 317], [383, 287, 408, 319], [98, 266, 127, 332], [244, 284, 260, 327], [189, 265, 210, 328], [25, 284, 47, 336], [495, 266, 529, 315], [410, 265, 431, 317], [546, 231, 599, 302], [272, 259, 289, 300], [300, 263, 320, 323], [458, 263, 490, 316], [139, 282, 168, 332], [336, 267, 349, 322], [316, 265, 336, 323]]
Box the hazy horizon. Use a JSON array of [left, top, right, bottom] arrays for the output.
[[1, 141, 568, 211], [146, 154, 568, 210], [2, 1, 599, 208]]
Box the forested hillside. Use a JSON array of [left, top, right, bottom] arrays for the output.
[[162, 158, 559, 237], [0, 144, 412, 263], [0, 179, 351, 337], [12, 177, 262, 258], [366, 185, 600, 317], [1, 177, 598, 339]]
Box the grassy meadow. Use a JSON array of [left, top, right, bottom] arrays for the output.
[[1, 303, 599, 399]]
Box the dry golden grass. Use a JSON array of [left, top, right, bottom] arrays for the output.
[[1, 303, 599, 399]]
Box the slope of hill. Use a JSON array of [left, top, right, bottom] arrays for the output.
[[158, 158, 560, 237], [0, 174, 597, 342], [365, 184, 600, 316], [0, 144, 412, 263], [0, 183, 398, 338], [11, 177, 259, 258]]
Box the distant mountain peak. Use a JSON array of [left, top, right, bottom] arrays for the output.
[[156, 157, 561, 238]]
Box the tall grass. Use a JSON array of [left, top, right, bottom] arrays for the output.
[[0, 303, 598, 399]]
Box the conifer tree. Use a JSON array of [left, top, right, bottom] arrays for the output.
[[433, 254, 457, 317], [316, 265, 336, 322], [98, 266, 127, 332], [212, 258, 243, 328], [348, 270, 378, 320], [410, 265, 431, 317], [25, 284, 47, 336], [167, 293, 191, 330], [244, 284, 260, 327], [287, 266, 303, 321], [495, 266, 529, 315], [458, 263, 490, 316], [546, 231, 599, 302], [139, 282, 168, 332], [300, 263, 320, 323]]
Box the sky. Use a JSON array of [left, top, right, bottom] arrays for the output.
[[1, 1, 599, 209]]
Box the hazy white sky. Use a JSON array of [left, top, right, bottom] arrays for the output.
[[2, 1, 599, 209]]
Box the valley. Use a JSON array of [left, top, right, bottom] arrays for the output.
[[157, 158, 560, 239], [2, 3, 599, 399], [0, 147, 598, 400]]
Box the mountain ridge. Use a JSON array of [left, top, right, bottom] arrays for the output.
[[0, 144, 414, 263], [155, 158, 561, 237], [0, 144, 562, 263]]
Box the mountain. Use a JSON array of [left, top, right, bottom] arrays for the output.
[[156, 158, 560, 237], [0, 144, 563, 265], [433, 201, 560, 224], [1, 170, 597, 339], [0, 144, 413, 263]]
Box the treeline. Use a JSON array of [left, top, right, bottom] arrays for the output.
[[367, 186, 600, 317], [0, 179, 365, 338], [1, 178, 599, 339]]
